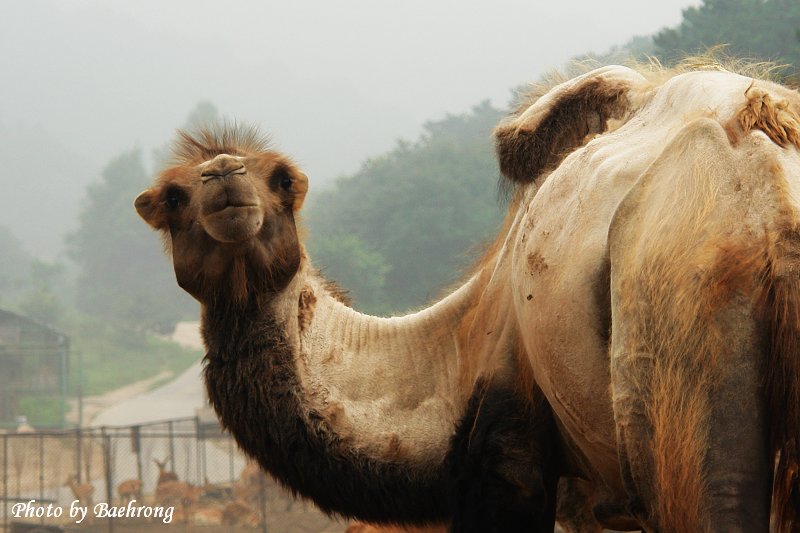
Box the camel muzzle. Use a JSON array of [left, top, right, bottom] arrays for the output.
[[200, 153, 246, 182]]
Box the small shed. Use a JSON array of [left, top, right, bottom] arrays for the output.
[[0, 309, 69, 429]]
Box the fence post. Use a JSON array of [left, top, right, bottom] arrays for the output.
[[39, 434, 44, 505], [195, 416, 202, 485], [168, 420, 175, 472], [132, 425, 142, 489], [76, 427, 82, 484], [4, 433, 8, 533], [102, 427, 114, 533]]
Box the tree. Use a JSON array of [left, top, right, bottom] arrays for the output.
[[0, 225, 33, 307], [310, 234, 391, 313], [18, 259, 66, 326], [305, 101, 505, 314], [67, 149, 196, 331], [67, 102, 221, 332], [653, 0, 800, 77], [152, 101, 220, 168]]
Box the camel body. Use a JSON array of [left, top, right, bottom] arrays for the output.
[[137, 65, 800, 532]]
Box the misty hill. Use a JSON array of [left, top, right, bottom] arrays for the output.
[[305, 101, 505, 314], [3, 0, 799, 426], [0, 121, 90, 257], [0, 0, 699, 257], [0, 1, 424, 256]]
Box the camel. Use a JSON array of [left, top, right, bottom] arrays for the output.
[[135, 61, 800, 532], [135, 126, 554, 530]]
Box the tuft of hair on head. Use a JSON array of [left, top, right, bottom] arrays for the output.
[[170, 122, 273, 166]]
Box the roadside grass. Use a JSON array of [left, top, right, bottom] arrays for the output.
[[65, 313, 202, 397]]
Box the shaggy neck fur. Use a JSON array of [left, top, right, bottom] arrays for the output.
[[201, 256, 506, 523]]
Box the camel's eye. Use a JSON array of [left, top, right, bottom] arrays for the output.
[[272, 166, 294, 191], [164, 187, 184, 211]]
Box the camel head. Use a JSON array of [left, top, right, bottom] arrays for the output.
[[135, 126, 308, 304]]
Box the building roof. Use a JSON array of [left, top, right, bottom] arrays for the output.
[[0, 308, 67, 350]]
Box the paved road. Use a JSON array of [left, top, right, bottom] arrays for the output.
[[91, 322, 206, 427]]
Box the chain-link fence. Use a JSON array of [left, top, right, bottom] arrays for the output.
[[1, 418, 342, 533]]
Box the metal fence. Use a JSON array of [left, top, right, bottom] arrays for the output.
[[0, 418, 341, 533]]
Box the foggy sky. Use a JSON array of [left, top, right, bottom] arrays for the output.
[[0, 0, 698, 257]]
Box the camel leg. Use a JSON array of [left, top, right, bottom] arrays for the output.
[[610, 304, 771, 532], [554, 478, 604, 533], [446, 382, 559, 533]]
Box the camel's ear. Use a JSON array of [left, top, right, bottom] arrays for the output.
[[291, 171, 309, 212], [134, 188, 166, 229], [495, 65, 649, 183]]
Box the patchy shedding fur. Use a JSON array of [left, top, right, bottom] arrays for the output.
[[737, 86, 800, 150], [298, 286, 317, 332], [608, 118, 781, 531], [495, 76, 633, 184], [497, 52, 800, 187]]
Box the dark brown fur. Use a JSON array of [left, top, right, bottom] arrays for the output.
[[495, 77, 632, 184], [445, 379, 559, 533], [756, 208, 800, 533], [136, 125, 308, 304]]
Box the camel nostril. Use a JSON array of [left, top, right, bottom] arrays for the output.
[[201, 166, 246, 182], [200, 154, 246, 182]]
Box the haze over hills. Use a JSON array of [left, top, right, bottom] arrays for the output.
[[8, 0, 800, 428], [0, 0, 697, 257]]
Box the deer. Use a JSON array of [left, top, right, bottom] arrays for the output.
[[232, 461, 265, 508], [65, 474, 94, 511], [116, 478, 142, 505], [153, 457, 178, 486], [222, 499, 261, 528]]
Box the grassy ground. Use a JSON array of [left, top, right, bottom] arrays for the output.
[[65, 313, 202, 397], [8, 307, 201, 427]]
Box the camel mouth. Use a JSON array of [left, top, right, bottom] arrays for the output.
[[201, 205, 263, 243], [205, 203, 259, 215]]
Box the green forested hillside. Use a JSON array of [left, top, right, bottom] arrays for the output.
[[654, 0, 800, 76], [67, 149, 197, 333], [305, 102, 505, 314]]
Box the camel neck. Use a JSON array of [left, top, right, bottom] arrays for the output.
[[199, 262, 495, 523], [293, 271, 481, 464]]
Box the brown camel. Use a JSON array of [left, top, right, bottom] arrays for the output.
[[135, 126, 554, 531], [136, 62, 800, 532]]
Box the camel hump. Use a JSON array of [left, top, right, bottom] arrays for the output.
[[494, 65, 648, 184]]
